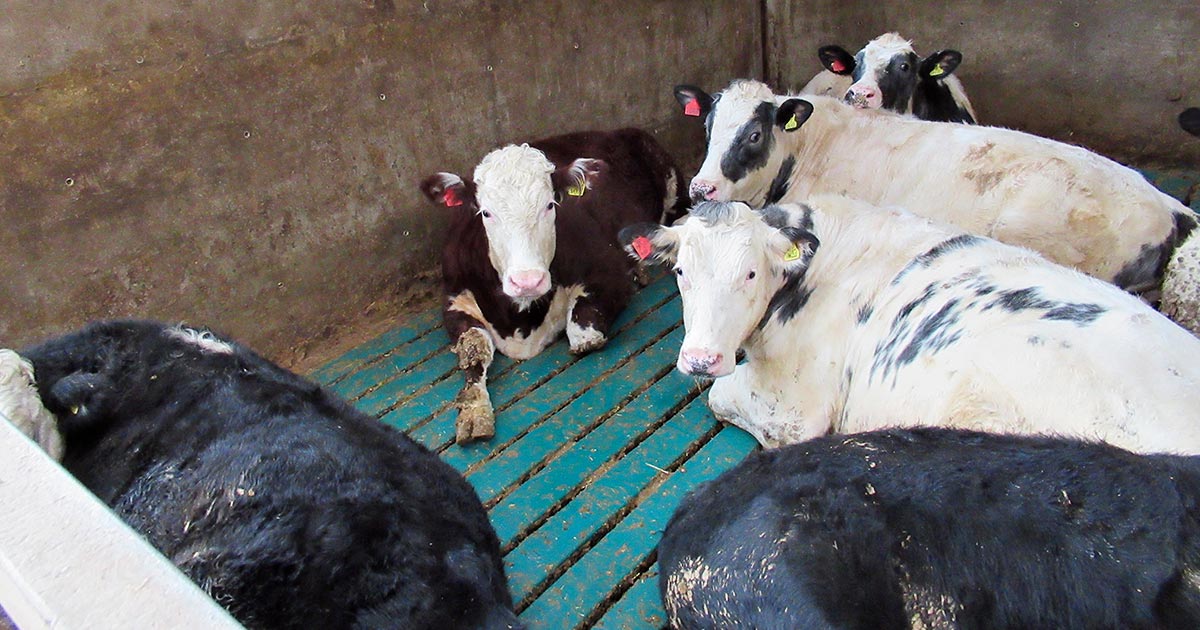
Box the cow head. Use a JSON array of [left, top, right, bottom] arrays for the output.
[[422, 146, 605, 305], [674, 81, 813, 205], [619, 201, 818, 378], [1181, 108, 1200, 138], [840, 32, 920, 113]]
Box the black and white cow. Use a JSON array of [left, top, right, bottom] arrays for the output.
[[659, 427, 1200, 629], [801, 32, 977, 123], [1163, 107, 1200, 337], [18, 320, 521, 630], [421, 128, 686, 443], [673, 79, 1198, 298], [620, 197, 1200, 451]]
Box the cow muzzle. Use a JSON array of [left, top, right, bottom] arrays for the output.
[[505, 269, 551, 299], [677, 348, 729, 378], [844, 85, 881, 109], [689, 180, 720, 203]]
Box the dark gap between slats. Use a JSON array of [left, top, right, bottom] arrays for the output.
[[496, 376, 707, 551], [514, 421, 725, 613], [452, 321, 682, 474], [579, 549, 660, 630]]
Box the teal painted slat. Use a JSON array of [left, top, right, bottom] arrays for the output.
[[465, 326, 684, 503], [378, 351, 521, 432], [330, 328, 451, 403], [350, 350, 458, 417], [488, 370, 703, 546], [308, 309, 441, 385], [592, 569, 663, 630], [502, 395, 716, 604], [519, 426, 758, 628], [1139, 168, 1195, 204], [427, 295, 682, 466]]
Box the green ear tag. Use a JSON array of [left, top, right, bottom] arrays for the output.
[[929, 65, 945, 77], [784, 244, 802, 262], [566, 181, 587, 197], [784, 114, 799, 131]]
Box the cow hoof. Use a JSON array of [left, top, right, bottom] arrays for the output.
[[568, 323, 608, 355], [455, 387, 495, 445]]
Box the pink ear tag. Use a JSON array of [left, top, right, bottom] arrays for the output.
[[632, 236, 653, 260], [684, 100, 701, 117], [443, 189, 463, 207], [831, 60, 846, 73]]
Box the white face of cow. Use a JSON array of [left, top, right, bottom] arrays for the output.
[[678, 81, 813, 207], [622, 201, 816, 378], [473, 144, 559, 301], [844, 33, 919, 112]]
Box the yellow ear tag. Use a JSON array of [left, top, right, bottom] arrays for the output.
[[783, 244, 802, 262], [929, 65, 945, 77], [784, 114, 799, 131], [566, 181, 587, 197]]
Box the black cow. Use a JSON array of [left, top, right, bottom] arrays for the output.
[[421, 128, 686, 443], [21, 320, 521, 630], [1183, 108, 1200, 137], [659, 427, 1200, 629]]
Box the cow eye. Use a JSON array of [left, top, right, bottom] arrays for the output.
[[546, 201, 555, 212], [900, 62, 910, 71], [749, 131, 761, 143], [747, 270, 756, 280], [674, 267, 684, 277], [480, 209, 492, 219]]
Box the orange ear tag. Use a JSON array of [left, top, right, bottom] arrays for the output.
[[831, 60, 846, 73], [783, 244, 802, 262], [684, 100, 701, 117], [443, 189, 463, 207], [632, 236, 653, 260]]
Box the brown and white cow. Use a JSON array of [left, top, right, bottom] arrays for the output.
[[421, 128, 686, 443], [673, 79, 1197, 298], [802, 32, 978, 124]]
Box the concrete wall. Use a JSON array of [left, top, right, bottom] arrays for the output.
[[0, 1, 760, 364], [4, 1, 1198, 365], [767, 0, 1200, 165]]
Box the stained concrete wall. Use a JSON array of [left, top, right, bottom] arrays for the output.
[[0, 1, 760, 364], [767, 0, 1200, 165]]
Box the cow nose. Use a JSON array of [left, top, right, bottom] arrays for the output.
[[678, 349, 724, 376], [689, 181, 717, 203], [508, 270, 549, 296], [845, 86, 877, 109]]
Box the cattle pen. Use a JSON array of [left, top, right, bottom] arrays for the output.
[[3, 2, 1200, 629]]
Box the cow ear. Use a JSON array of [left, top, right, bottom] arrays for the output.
[[47, 372, 112, 432], [674, 84, 714, 119], [818, 45, 855, 75], [619, 222, 679, 265], [920, 50, 963, 80], [776, 99, 814, 133], [768, 226, 819, 274], [420, 172, 475, 208], [552, 158, 606, 198]]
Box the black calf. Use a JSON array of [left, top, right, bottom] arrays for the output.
[[659, 428, 1200, 629], [22, 320, 522, 630]]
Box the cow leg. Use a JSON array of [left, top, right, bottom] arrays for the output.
[[451, 327, 496, 444], [566, 290, 618, 355], [708, 366, 829, 448]]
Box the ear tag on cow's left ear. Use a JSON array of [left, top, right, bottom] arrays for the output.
[[632, 236, 653, 260], [443, 189, 463, 207], [684, 100, 701, 117], [784, 114, 800, 131], [929, 64, 946, 78], [566, 181, 587, 197], [831, 60, 846, 73], [783, 244, 802, 262]]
